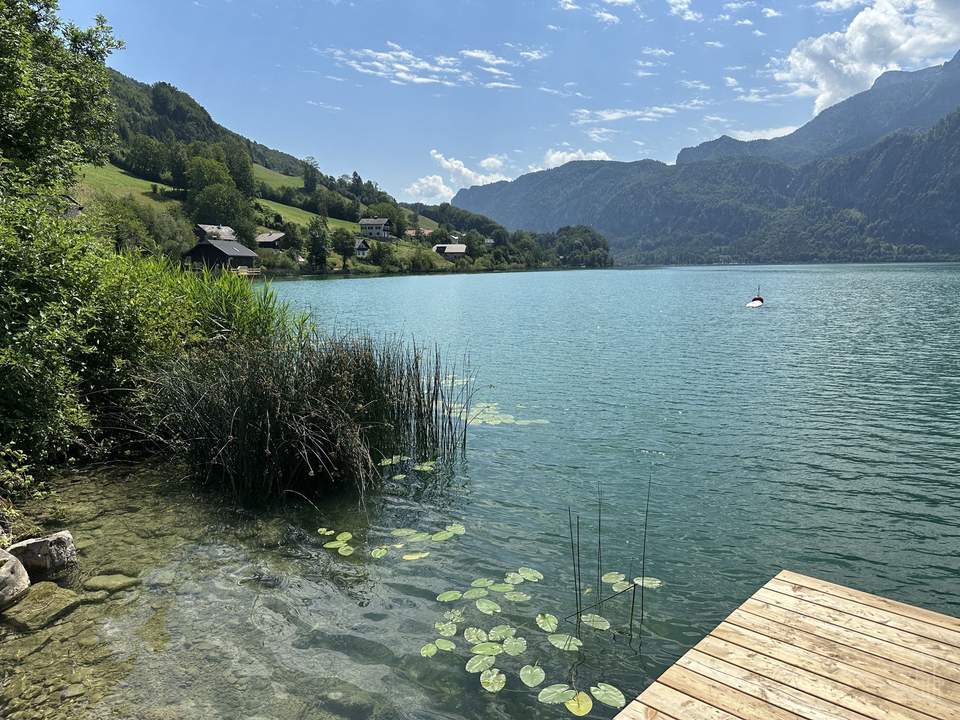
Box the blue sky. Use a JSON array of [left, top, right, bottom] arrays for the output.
[[60, 0, 960, 203]]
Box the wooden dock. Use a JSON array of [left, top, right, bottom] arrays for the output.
[[617, 569, 960, 719]]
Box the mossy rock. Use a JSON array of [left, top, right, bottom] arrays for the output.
[[82, 574, 140, 593], [1, 581, 80, 631]]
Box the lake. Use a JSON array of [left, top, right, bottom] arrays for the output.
[[4, 264, 959, 720]]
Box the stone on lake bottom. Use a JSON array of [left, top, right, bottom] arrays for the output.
[[82, 574, 140, 593], [0, 549, 31, 610], [1, 581, 80, 631], [8, 531, 78, 580]]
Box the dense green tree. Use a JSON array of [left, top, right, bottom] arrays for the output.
[[307, 217, 328, 272], [331, 228, 355, 270], [186, 156, 233, 194], [303, 157, 320, 194], [189, 183, 255, 243], [221, 138, 256, 197], [126, 133, 168, 182], [168, 143, 189, 189]]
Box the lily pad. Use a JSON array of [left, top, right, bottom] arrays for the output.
[[488, 583, 514, 593], [391, 528, 417, 538], [601, 571, 625, 584], [435, 638, 456, 652], [520, 664, 546, 688], [580, 613, 610, 630], [391, 474, 407, 481], [538, 684, 577, 704], [317, 527, 335, 536], [590, 683, 626, 709], [435, 621, 457, 637], [470, 642, 502, 655], [565, 691, 593, 716], [611, 580, 632, 593], [402, 552, 430, 561], [444, 609, 465, 623], [337, 545, 354, 556], [480, 668, 506, 693], [408, 532, 431, 542], [464, 627, 487, 644], [446, 523, 466, 535], [431, 530, 454, 542], [462, 588, 488, 600], [437, 591, 462, 602], [518, 567, 543, 582], [536, 613, 559, 632], [465, 654, 495, 673], [503, 636, 527, 656], [413, 461, 436, 472], [476, 598, 501, 615], [633, 576, 664, 589], [504, 591, 530, 602], [323, 540, 345, 549], [336, 531, 353, 542], [548, 633, 583, 652], [505, 572, 525, 585], [471, 578, 494, 588], [420, 643, 437, 657], [488, 624, 515, 641], [371, 546, 389, 559]]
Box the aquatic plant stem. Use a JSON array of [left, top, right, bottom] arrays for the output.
[[568, 508, 580, 620], [636, 467, 653, 655]]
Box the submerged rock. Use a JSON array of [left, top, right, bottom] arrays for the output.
[[0, 549, 31, 610], [1, 582, 79, 631], [83, 574, 140, 593], [8, 531, 77, 580]]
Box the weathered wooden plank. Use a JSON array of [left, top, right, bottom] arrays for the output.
[[694, 634, 959, 720], [658, 665, 806, 720], [753, 587, 960, 663], [777, 571, 960, 635], [740, 599, 960, 684], [767, 577, 960, 649], [714, 618, 960, 715], [616, 697, 680, 719], [624, 683, 740, 720]]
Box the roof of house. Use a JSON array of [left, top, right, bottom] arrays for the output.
[[359, 217, 391, 226], [197, 224, 237, 241], [255, 231, 285, 245], [433, 243, 467, 254], [187, 239, 259, 258], [355, 238, 371, 249]]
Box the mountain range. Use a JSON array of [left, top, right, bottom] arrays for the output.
[[454, 51, 960, 264]]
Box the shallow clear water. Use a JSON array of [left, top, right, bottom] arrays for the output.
[[4, 264, 960, 719]]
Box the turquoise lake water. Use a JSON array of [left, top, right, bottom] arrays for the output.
[[4, 264, 959, 720]]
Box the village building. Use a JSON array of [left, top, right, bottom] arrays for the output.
[[432, 243, 467, 260], [255, 231, 285, 250], [194, 224, 238, 243], [355, 238, 371, 259], [359, 218, 392, 239], [404, 227, 434, 238], [185, 225, 260, 274]]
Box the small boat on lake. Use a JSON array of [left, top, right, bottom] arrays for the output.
[[746, 287, 764, 309]]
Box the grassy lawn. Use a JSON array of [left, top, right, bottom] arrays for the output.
[[402, 208, 439, 231], [257, 198, 360, 232], [76, 164, 176, 209], [253, 163, 304, 191]]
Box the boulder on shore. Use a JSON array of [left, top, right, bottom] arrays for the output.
[[8, 530, 77, 580], [0, 549, 31, 610], [1, 581, 79, 631]]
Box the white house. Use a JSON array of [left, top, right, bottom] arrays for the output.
[[359, 217, 392, 239], [355, 238, 371, 259]]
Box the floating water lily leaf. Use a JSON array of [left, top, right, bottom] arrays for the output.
[[601, 572, 625, 584], [536, 613, 559, 632], [480, 668, 506, 693], [323, 540, 345, 549], [435, 621, 457, 637], [503, 636, 527, 656], [391, 474, 407, 481], [633, 576, 664, 589], [392, 543, 405, 549], [391, 528, 417, 538], [337, 545, 354, 556], [538, 684, 577, 704], [611, 581, 632, 592], [431, 530, 454, 542], [371, 546, 389, 559], [317, 527, 331, 535], [471, 578, 494, 588], [590, 683, 626, 709], [565, 691, 593, 716], [504, 591, 530, 602], [581, 613, 610, 630], [464, 627, 487, 644], [408, 532, 431, 542], [379, 456, 399, 467], [435, 638, 456, 652], [548, 634, 583, 652], [520, 664, 546, 688], [488, 625, 515, 641], [465, 654, 495, 673], [462, 588, 488, 600], [488, 583, 514, 593], [470, 642, 502, 655], [518, 567, 543, 582], [505, 572, 525, 585], [476, 599, 501, 615], [336, 531, 353, 542], [402, 552, 430, 561], [437, 591, 462, 602], [443, 609, 465, 623], [446, 523, 466, 535], [413, 461, 436, 472], [420, 643, 437, 657]]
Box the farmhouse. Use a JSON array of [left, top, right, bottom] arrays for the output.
[[359, 217, 392, 239], [184, 238, 259, 272], [194, 224, 237, 242], [432, 243, 467, 260], [355, 238, 371, 259], [255, 231, 285, 249]]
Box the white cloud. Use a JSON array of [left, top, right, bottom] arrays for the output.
[[520, 49, 549, 61], [705, 40, 725, 47], [530, 148, 613, 171], [680, 79, 711, 90], [594, 9, 621, 23], [729, 125, 798, 140], [586, 127, 618, 142], [461, 49, 513, 66], [814, 0, 866, 10], [558, 0, 580, 9], [735, 18, 754, 24], [430, 149, 510, 187], [305, 100, 342, 111], [479, 65, 512, 77], [704, 114, 731, 122], [485, 81, 522, 89], [724, 75, 740, 88], [547, 23, 562, 30], [603, 0, 635, 4], [641, 46, 674, 57], [572, 106, 679, 124], [667, 0, 703, 20], [404, 174, 454, 203], [761, 7, 782, 16], [479, 155, 507, 170], [773, 0, 960, 114], [325, 42, 470, 86], [723, 1, 756, 8], [753, 29, 767, 35]]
